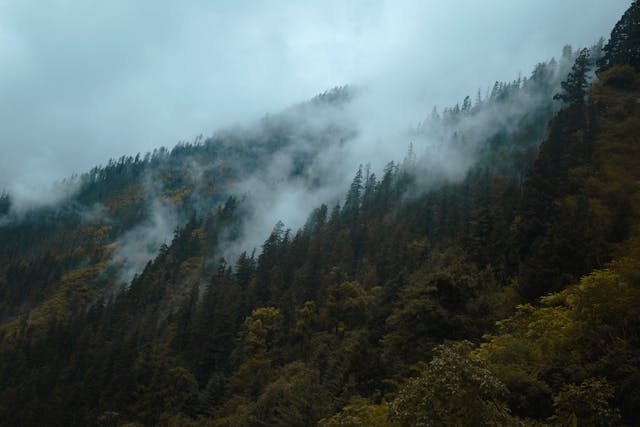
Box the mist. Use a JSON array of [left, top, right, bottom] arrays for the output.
[[0, 1, 629, 196], [110, 177, 179, 284], [216, 51, 571, 259], [0, 1, 632, 278]]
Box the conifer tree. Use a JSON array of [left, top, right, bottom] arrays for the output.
[[598, 0, 640, 71], [554, 48, 591, 105]]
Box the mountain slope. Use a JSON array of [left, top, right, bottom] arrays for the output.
[[2, 3, 640, 425]]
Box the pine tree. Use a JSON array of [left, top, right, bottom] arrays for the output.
[[462, 95, 472, 113], [554, 48, 591, 105], [343, 165, 363, 215], [598, 0, 640, 71], [0, 191, 10, 216]]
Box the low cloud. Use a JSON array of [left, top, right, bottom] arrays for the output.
[[0, 1, 631, 275], [214, 47, 579, 260], [4, 177, 80, 216], [0, 0, 629, 201], [110, 178, 179, 284]]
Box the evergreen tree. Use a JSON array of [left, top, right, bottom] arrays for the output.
[[343, 165, 363, 215], [554, 48, 591, 105], [598, 0, 640, 71], [0, 191, 10, 216], [462, 95, 472, 113]]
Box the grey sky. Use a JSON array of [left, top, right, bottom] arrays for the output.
[[0, 0, 631, 199]]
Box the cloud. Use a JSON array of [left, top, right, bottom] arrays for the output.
[[5, 177, 80, 215], [0, 0, 632, 255], [0, 0, 630, 196], [110, 188, 179, 284]]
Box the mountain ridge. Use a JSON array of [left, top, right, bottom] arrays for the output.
[[1, 3, 640, 424]]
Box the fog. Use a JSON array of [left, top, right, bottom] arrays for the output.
[[218, 50, 575, 259], [0, 0, 630, 204], [112, 195, 178, 284], [0, 1, 632, 276]]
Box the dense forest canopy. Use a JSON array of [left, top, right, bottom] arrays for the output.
[[1, 2, 640, 426]]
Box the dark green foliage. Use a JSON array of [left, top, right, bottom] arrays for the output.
[[0, 191, 9, 216], [0, 132, 537, 424], [389, 341, 516, 426], [2, 7, 640, 424], [554, 48, 592, 105], [598, 0, 640, 71]]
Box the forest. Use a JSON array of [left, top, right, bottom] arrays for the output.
[[1, 2, 640, 426]]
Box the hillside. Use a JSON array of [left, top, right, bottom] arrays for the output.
[[1, 2, 640, 426]]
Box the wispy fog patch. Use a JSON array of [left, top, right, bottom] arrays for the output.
[[79, 203, 110, 224], [111, 182, 178, 284], [6, 177, 80, 216], [223, 175, 345, 262], [216, 92, 359, 259]]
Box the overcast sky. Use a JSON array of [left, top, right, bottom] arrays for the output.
[[0, 0, 631, 196]]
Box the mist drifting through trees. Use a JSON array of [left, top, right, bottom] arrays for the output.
[[1, 1, 640, 426]]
